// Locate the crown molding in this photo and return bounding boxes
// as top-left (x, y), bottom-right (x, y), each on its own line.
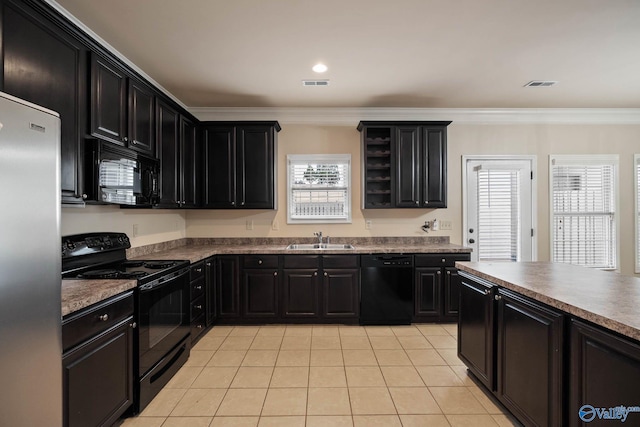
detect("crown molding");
top-left (189, 107), bottom-right (640, 125)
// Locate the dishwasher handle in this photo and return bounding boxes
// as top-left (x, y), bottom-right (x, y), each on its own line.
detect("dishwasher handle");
top-left (361, 255), bottom-right (414, 267)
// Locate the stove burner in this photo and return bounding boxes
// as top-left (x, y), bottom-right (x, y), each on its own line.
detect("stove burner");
top-left (126, 271), bottom-right (149, 279)
top-left (78, 269), bottom-right (121, 279)
top-left (122, 260), bottom-right (144, 268)
top-left (143, 261), bottom-right (176, 269)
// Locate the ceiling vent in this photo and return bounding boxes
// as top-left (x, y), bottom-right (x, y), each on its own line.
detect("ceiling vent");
top-left (302, 79), bottom-right (330, 87)
top-left (524, 80), bottom-right (558, 87)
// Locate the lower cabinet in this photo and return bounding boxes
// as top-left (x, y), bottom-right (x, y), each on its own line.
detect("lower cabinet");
top-left (322, 267), bottom-right (359, 318)
top-left (242, 255), bottom-right (279, 318)
top-left (216, 256), bottom-right (241, 319)
top-left (205, 257), bottom-right (216, 326)
top-left (62, 291), bottom-right (134, 427)
top-left (282, 256), bottom-right (321, 319)
top-left (190, 261), bottom-right (206, 342)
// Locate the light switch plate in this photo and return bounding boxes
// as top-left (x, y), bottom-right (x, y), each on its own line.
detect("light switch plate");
top-left (440, 220), bottom-right (453, 230)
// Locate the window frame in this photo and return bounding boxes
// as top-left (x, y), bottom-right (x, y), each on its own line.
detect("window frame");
top-left (286, 154), bottom-right (352, 224)
top-left (549, 154), bottom-right (619, 271)
top-left (635, 154), bottom-right (640, 273)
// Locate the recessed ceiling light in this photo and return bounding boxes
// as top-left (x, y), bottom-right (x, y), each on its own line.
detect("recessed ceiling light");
top-left (312, 63), bottom-right (328, 73)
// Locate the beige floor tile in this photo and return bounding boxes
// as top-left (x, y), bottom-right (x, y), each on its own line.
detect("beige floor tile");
top-left (229, 326), bottom-right (261, 337)
top-left (437, 349), bottom-right (465, 366)
top-left (492, 414), bottom-right (521, 426)
top-left (208, 351), bottom-right (247, 367)
top-left (210, 416), bottom-right (259, 427)
top-left (369, 336), bottom-right (402, 350)
top-left (446, 414), bottom-right (500, 426)
top-left (467, 386), bottom-right (504, 414)
top-left (398, 336), bottom-right (434, 350)
top-left (340, 336), bottom-right (372, 350)
top-left (193, 336), bottom-right (226, 351)
top-left (206, 326), bottom-right (235, 337)
top-left (345, 366), bottom-right (386, 387)
top-left (165, 366), bottom-right (203, 388)
top-left (312, 325), bottom-right (340, 336)
top-left (390, 326), bottom-right (422, 336)
top-left (191, 367), bottom-right (239, 388)
top-left (230, 367), bottom-right (274, 388)
top-left (364, 326), bottom-right (395, 336)
top-left (374, 349), bottom-right (412, 366)
top-left (184, 350), bottom-right (215, 367)
top-left (388, 387), bottom-right (442, 414)
top-left (416, 366), bottom-right (465, 386)
top-left (256, 326), bottom-right (286, 337)
top-left (138, 388), bottom-right (186, 417)
top-left (415, 324), bottom-right (450, 336)
top-left (306, 415), bottom-right (354, 427)
top-left (307, 387), bottom-right (352, 415)
top-left (450, 366), bottom-right (477, 386)
top-left (443, 324), bottom-right (458, 336)
top-left (261, 388), bottom-right (308, 416)
top-left (276, 350), bottom-right (310, 366)
top-left (309, 366), bottom-right (347, 387)
top-left (281, 336), bottom-right (311, 350)
top-left (250, 337), bottom-right (283, 350)
top-left (339, 326), bottom-right (368, 337)
top-left (342, 349), bottom-right (378, 366)
top-left (400, 414), bottom-right (451, 427)
top-left (406, 349), bottom-right (448, 366)
top-left (353, 415), bottom-right (402, 426)
top-left (349, 387), bottom-right (396, 415)
top-left (219, 337), bottom-right (254, 351)
top-left (170, 388), bottom-right (226, 416)
top-left (380, 366), bottom-right (425, 387)
top-left (312, 336), bottom-right (341, 349)
top-left (427, 335), bottom-right (458, 349)
top-left (269, 367), bottom-right (309, 388)
top-left (217, 389), bottom-right (268, 416)
top-left (257, 416), bottom-right (305, 427)
top-left (310, 349), bottom-right (344, 366)
top-left (429, 387), bottom-right (487, 414)
top-left (284, 326), bottom-right (313, 336)
top-left (241, 350), bottom-right (278, 366)
top-left (120, 417), bottom-right (166, 427)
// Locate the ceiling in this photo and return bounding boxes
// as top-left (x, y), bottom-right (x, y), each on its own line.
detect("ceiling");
top-left (54, 0), bottom-right (640, 109)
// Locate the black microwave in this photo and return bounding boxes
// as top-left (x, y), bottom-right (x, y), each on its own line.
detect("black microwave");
top-left (85, 141), bottom-right (159, 206)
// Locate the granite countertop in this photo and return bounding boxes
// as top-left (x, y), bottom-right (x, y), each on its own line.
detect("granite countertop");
top-left (62, 279), bottom-right (137, 318)
top-left (456, 261), bottom-right (640, 342)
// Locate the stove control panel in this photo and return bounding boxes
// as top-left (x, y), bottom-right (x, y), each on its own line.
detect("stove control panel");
top-left (62, 232), bottom-right (131, 259)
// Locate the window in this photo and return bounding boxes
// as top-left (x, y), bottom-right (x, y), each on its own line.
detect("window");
top-left (287, 154), bottom-right (351, 223)
top-left (635, 155), bottom-right (640, 273)
top-left (550, 155), bottom-right (618, 270)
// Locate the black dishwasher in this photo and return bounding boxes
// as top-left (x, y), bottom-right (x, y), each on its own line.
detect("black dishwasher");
top-left (360, 255), bottom-right (414, 325)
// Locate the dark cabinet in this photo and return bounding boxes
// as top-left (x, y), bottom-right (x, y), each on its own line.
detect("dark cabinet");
top-left (201, 122), bottom-right (280, 209)
top-left (242, 255), bottom-right (279, 318)
top-left (2, 0), bottom-right (88, 205)
top-left (62, 291), bottom-right (134, 427)
top-left (155, 99), bottom-right (180, 207)
top-left (414, 267), bottom-right (441, 319)
top-left (358, 121), bottom-right (450, 209)
top-left (205, 257), bottom-right (216, 326)
top-left (190, 261), bottom-right (206, 342)
top-left (282, 256), bottom-right (321, 318)
top-left (570, 319), bottom-right (640, 427)
top-left (216, 256), bottom-right (241, 318)
top-left (127, 79), bottom-right (155, 155)
top-left (180, 117), bottom-right (198, 208)
top-left (322, 255), bottom-right (360, 318)
top-left (443, 267), bottom-right (462, 317)
top-left (496, 289), bottom-right (564, 427)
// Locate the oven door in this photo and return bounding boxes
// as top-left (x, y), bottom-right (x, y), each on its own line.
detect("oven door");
top-left (138, 268), bottom-right (190, 376)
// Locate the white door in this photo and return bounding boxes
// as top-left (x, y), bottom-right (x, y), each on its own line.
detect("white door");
top-left (464, 157), bottom-right (536, 262)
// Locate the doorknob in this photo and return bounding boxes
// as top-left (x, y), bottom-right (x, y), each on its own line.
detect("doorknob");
top-left (468, 239), bottom-right (475, 244)
top-left (469, 228), bottom-right (474, 233)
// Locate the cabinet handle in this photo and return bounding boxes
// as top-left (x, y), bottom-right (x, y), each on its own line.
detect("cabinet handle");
top-left (494, 294), bottom-right (501, 300)
top-left (82, 194), bottom-right (88, 200)
top-left (123, 137), bottom-right (128, 142)
top-left (437, 271), bottom-right (441, 275)
top-left (313, 271), bottom-right (318, 276)
top-left (415, 201), bottom-right (419, 205)
top-left (195, 268), bottom-right (202, 273)
top-left (324, 272), bottom-right (328, 277)
top-left (195, 285), bottom-right (202, 291)
top-left (129, 322), bottom-right (137, 329)
top-left (447, 271), bottom-right (451, 275)
top-left (258, 259), bottom-right (263, 265)
top-left (241, 201), bottom-right (245, 206)
top-left (98, 314), bottom-right (109, 322)
top-left (441, 258), bottom-right (446, 263)
top-left (231, 201), bottom-right (235, 206)
top-left (484, 289), bottom-right (490, 295)
top-left (274, 272), bottom-right (278, 277)
top-left (195, 305), bottom-right (202, 309)
top-left (196, 324), bottom-right (203, 329)
top-left (206, 262), bottom-right (212, 267)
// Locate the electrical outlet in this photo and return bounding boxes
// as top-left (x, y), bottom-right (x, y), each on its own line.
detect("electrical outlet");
top-left (365, 220), bottom-right (372, 230)
top-left (132, 224), bottom-right (139, 237)
top-left (246, 220), bottom-right (254, 230)
top-left (440, 220), bottom-right (453, 230)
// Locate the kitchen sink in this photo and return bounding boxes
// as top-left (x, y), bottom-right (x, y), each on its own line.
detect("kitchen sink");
top-left (286, 243), bottom-right (356, 250)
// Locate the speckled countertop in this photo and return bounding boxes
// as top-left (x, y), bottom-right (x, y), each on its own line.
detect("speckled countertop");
top-left (61, 279), bottom-right (136, 318)
top-left (456, 261), bottom-right (640, 342)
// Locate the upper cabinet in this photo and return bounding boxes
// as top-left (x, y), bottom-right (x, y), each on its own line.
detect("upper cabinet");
top-left (90, 53), bottom-right (155, 157)
top-left (200, 122), bottom-right (280, 209)
top-left (358, 121), bottom-right (450, 209)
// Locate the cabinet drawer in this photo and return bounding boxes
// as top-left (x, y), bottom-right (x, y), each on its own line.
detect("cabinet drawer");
top-left (323, 255), bottom-right (359, 269)
top-left (191, 278), bottom-right (205, 299)
top-left (415, 253), bottom-right (470, 267)
top-left (191, 314), bottom-right (206, 340)
top-left (283, 255), bottom-right (320, 269)
top-left (191, 294), bottom-right (205, 321)
top-left (62, 291), bottom-right (134, 352)
top-left (244, 255), bottom-right (279, 269)
top-left (190, 261), bottom-right (205, 281)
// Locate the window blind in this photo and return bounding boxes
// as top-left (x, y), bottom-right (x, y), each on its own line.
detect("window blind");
top-left (287, 155), bottom-right (351, 223)
top-left (551, 155), bottom-right (618, 269)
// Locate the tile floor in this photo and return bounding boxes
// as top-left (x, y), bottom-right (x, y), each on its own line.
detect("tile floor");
top-left (120, 324), bottom-right (521, 427)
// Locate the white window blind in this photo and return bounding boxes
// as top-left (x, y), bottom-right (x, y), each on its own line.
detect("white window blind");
top-left (550, 155), bottom-right (618, 270)
top-left (287, 154), bottom-right (351, 223)
top-left (635, 155), bottom-right (640, 273)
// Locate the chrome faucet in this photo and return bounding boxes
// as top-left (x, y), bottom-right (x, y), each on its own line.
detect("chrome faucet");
top-left (314, 231), bottom-right (323, 244)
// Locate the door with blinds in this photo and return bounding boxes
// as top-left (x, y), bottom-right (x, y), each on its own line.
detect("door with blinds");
top-left (464, 157), bottom-right (535, 262)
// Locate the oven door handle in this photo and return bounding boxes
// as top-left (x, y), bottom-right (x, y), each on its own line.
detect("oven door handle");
top-left (138, 267), bottom-right (190, 291)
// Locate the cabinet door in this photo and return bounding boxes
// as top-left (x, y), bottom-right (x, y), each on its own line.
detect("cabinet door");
top-left (128, 78), bottom-right (155, 155)
top-left (205, 258), bottom-right (216, 325)
top-left (414, 267), bottom-right (441, 319)
top-left (497, 289), bottom-right (564, 427)
top-left (458, 273), bottom-right (495, 390)
top-left (216, 256), bottom-right (240, 318)
top-left (237, 125), bottom-right (275, 209)
top-left (156, 99), bottom-right (180, 207)
top-left (443, 267), bottom-right (461, 319)
top-left (322, 268), bottom-right (359, 318)
top-left (242, 269), bottom-right (279, 317)
top-left (90, 54), bottom-right (127, 146)
top-left (395, 126), bottom-right (421, 207)
top-left (202, 126), bottom-right (236, 208)
top-left (180, 116), bottom-right (198, 208)
top-left (282, 269), bottom-right (320, 318)
top-left (570, 319), bottom-right (640, 427)
top-left (63, 318), bottom-right (134, 427)
top-left (421, 127), bottom-right (447, 207)
top-left (3, 2), bottom-right (87, 204)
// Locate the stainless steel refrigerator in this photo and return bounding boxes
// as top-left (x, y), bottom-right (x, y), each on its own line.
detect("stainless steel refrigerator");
top-left (0, 91), bottom-right (62, 426)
